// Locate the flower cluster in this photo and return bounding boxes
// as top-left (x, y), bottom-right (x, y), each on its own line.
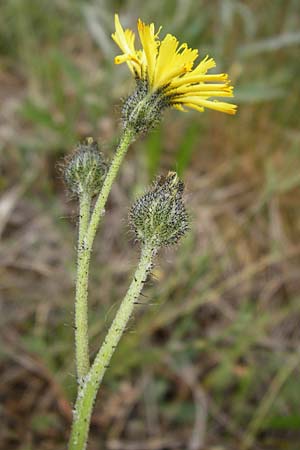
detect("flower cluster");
top-left (112, 14), bottom-right (237, 117)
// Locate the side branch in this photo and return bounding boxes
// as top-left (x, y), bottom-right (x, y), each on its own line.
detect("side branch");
top-left (69, 244), bottom-right (156, 450)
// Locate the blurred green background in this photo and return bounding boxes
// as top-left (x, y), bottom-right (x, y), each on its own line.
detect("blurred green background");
top-left (1, 0), bottom-right (300, 449)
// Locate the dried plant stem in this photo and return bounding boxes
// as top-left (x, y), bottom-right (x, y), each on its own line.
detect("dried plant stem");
top-left (69, 243), bottom-right (156, 450)
top-left (75, 193), bottom-right (92, 380)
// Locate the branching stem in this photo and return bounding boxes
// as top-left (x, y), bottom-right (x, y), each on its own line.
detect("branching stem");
top-left (86, 128), bottom-right (135, 251)
top-left (74, 128), bottom-right (135, 383)
top-left (69, 244), bottom-right (156, 450)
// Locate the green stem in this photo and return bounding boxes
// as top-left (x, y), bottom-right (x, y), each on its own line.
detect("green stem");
top-left (75, 193), bottom-right (92, 381)
top-left (78, 194), bottom-right (91, 247)
top-left (74, 128), bottom-right (135, 383)
top-left (68, 244), bottom-right (156, 450)
top-left (86, 127), bottom-right (135, 251)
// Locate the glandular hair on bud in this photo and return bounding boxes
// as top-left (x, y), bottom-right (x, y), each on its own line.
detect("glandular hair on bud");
top-left (122, 79), bottom-right (169, 134)
top-left (129, 172), bottom-right (189, 248)
top-left (63, 138), bottom-right (107, 197)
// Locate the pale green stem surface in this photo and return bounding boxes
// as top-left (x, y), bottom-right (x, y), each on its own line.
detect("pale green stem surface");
top-left (75, 193), bottom-right (92, 381)
top-left (86, 127), bottom-right (135, 251)
top-left (74, 128), bottom-right (135, 382)
top-left (69, 243), bottom-right (156, 450)
top-left (78, 193), bottom-right (91, 248)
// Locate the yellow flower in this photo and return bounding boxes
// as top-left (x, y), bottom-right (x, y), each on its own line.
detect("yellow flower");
top-left (112, 14), bottom-right (237, 115)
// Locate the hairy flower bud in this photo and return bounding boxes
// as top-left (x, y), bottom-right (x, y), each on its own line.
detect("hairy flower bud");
top-left (122, 79), bottom-right (169, 134)
top-left (130, 172), bottom-right (189, 248)
top-left (64, 138), bottom-right (107, 197)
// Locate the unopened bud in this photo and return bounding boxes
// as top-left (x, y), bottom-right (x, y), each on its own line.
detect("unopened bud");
top-left (64, 138), bottom-right (107, 197)
top-left (129, 172), bottom-right (189, 247)
top-left (122, 79), bottom-right (169, 134)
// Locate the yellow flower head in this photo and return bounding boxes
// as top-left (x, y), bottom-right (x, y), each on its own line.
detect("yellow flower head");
top-left (112, 14), bottom-right (237, 116)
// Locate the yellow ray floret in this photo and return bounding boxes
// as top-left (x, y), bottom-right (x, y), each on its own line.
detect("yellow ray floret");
top-left (112, 14), bottom-right (237, 115)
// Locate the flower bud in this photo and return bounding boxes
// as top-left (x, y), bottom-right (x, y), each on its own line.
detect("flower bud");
top-left (122, 79), bottom-right (169, 134)
top-left (130, 172), bottom-right (189, 248)
top-left (64, 138), bottom-right (107, 197)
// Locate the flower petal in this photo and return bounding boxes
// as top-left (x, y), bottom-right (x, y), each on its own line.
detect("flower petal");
top-left (137, 19), bottom-right (159, 84)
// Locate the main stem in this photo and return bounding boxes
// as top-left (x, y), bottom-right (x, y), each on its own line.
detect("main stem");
top-left (75, 193), bottom-right (91, 381)
top-left (74, 128), bottom-right (135, 383)
top-left (69, 244), bottom-right (156, 450)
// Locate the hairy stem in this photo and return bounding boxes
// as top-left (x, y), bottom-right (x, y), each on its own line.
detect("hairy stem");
top-left (68, 244), bottom-right (156, 450)
top-left (75, 193), bottom-right (92, 381)
top-left (86, 127), bottom-right (135, 250)
top-left (74, 128), bottom-right (135, 383)
top-left (78, 193), bottom-right (91, 247)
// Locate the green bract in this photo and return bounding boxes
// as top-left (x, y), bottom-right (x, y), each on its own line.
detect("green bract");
top-left (130, 172), bottom-right (189, 247)
top-left (122, 79), bottom-right (169, 134)
top-left (64, 139), bottom-right (107, 197)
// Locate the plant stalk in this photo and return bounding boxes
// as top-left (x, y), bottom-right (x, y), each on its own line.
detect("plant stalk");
top-left (86, 127), bottom-right (135, 251)
top-left (75, 193), bottom-right (92, 381)
top-left (69, 243), bottom-right (156, 450)
top-left (74, 128), bottom-right (135, 383)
